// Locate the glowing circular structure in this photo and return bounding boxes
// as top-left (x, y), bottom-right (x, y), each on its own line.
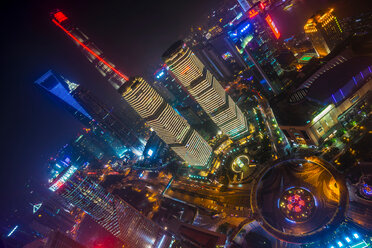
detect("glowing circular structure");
top-left (231, 155), bottom-right (249, 173)
top-left (251, 157), bottom-right (348, 243)
top-left (279, 188), bottom-right (315, 222)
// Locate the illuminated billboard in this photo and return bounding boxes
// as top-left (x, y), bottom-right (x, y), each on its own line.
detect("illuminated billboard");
top-left (222, 52), bottom-right (232, 60)
top-left (49, 166), bottom-right (78, 192)
top-left (265, 15), bottom-right (280, 39)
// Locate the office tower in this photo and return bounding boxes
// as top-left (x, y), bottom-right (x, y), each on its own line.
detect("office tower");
top-left (163, 41), bottom-right (249, 140)
top-left (51, 11), bottom-right (128, 89)
top-left (119, 77), bottom-right (213, 167)
top-left (35, 70), bottom-right (144, 155)
top-left (44, 231), bottom-right (86, 248)
top-left (49, 165), bottom-right (172, 248)
top-left (227, 2), bottom-right (283, 94)
top-left (29, 195), bottom-right (75, 238)
top-left (51, 10), bottom-right (213, 167)
top-left (304, 8), bottom-right (343, 57)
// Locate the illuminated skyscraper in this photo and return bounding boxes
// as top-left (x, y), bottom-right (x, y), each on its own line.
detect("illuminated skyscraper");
top-left (51, 11), bottom-right (129, 89)
top-left (51, 11), bottom-right (213, 167)
top-left (35, 70), bottom-right (144, 155)
top-left (227, 2), bottom-right (283, 94)
top-left (49, 166), bottom-right (172, 248)
top-left (163, 41), bottom-right (249, 140)
top-left (119, 77), bottom-right (213, 167)
top-left (304, 8), bottom-right (343, 57)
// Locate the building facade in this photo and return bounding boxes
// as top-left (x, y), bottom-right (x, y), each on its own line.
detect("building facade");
top-left (49, 166), bottom-right (172, 248)
top-left (304, 8), bottom-right (344, 57)
top-left (35, 70), bottom-right (144, 156)
top-left (119, 77), bottom-right (213, 167)
top-left (163, 41), bottom-right (249, 140)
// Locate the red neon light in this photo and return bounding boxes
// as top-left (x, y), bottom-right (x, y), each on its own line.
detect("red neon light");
top-left (54, 11), bottom-right (68, 23)
top-left (52, 19), bottom-right (129, 81)
top-left (265, 15), bottom-right (280, 39)
top-left (181, 66), bottom-right (190, 75)
top-left (259, 2), bottom-right (265, 10)
top-left (248, 9), bottom-right (259, 19)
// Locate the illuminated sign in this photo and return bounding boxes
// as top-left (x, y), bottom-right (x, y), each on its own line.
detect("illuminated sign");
top-left (148, 149), bottom-right (154, 156)
top-left (248, 9), bottom-right (259, 18)
top-left (312, 104), bottom-right (333, 124)
top-left (259, 2), bottom-right (265, 10)
top-left (54, 11), bottom-right (68, 23)
top-left (49, 166), bottom-right (78, 192)
top-left (265, 15), bottom-right (280, 39)
top-left (222, 52), bottom-right (232, 60)
top-left (240, 23), bottom-right (250, 33)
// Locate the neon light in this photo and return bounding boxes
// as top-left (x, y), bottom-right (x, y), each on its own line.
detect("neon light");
top-left (52, 19), bottom-right (129, 81)
top-left (54, 11), bottom-right (68, 23)
top-left (49, 166), bottom-right (78, 192)
top-left (7, 225), bottom-right (18, 237)
top-left (265, 15), bottom-right (280, 39)
top-left (181, 66), bottom-right (190, 75)
top-left (148, 149), bottom-right (153, 156)
top-left (222, 52), bottom-right (232, 60)
top-left (32, 203), bottom-right (42, 214)
top-left (259, 2), bottom-right (265, 10)
top-left (248, 9), bottom-right (259, 18)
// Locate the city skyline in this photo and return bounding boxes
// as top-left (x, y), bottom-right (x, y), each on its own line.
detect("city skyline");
top-left (1, 0), bottom-right (372, 247)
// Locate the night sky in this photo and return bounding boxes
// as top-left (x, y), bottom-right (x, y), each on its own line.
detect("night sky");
top-left (0, 0), bottom-right (215, 225)
top-left (1, 0), bottom-right (370, 233)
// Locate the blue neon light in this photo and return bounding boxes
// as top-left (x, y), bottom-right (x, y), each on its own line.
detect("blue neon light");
top-left (240, 24), bottom-right (250, 33)
top-left (7, 225), bottom-right (18, 237)
top-left (156, 71), bottom-right (165, 79)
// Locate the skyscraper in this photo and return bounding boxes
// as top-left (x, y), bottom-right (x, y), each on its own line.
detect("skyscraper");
top-left (227, 3), bottom-right (283, 94)
top-left (163, 41), bottom-right (249, 140)
top-left (119, 77), bottom-right (213, 167)
top-left (49, 165), bottom-right (172, 248)
top-left (35, 70), bottom-right (144, 155)
top-left (51, 10), bottom-right (213, 167)
top-left (304, 8), bottom-right (344, 57)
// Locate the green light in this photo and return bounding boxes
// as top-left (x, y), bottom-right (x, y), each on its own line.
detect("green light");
top-left (300, 56), bottom-right (312, 61)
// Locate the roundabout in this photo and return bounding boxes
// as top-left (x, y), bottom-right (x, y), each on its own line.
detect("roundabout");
top-left (251, 157), bottom-right (348, 243)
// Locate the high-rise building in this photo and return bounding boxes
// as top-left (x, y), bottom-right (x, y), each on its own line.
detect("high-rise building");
top-left (35, 70), bottom-right (144, 155)
top-left (227, 3), bottom-right (284, 94)
top-left (51, 11), bottom-right (129, 90)
top-left (163, 41), bottom-right (249, 140)
top-left (304, 8), bottom-right (344, 57)
top-left (51, 10), bottom-right (213, 167)
top-left (29, 195), bottom-right (75, 238)
top-left (119, 77), bottom-right (213, 167)
top-left (49, 165), bottom-right (172, 248)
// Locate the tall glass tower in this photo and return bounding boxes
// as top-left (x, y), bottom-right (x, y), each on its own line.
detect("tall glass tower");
top-left (51, 10), bottom-right (213, 167)
top-left (162, 41), bottom-right (249, 140)
top-left (35, 70), bottom-right (144, 155)
top-left (49, 166), bottom-right (172, 247)
top-left (119, 77), bottom-right (213, 167)
top-left (304, 8), bottom-right (343, 57)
